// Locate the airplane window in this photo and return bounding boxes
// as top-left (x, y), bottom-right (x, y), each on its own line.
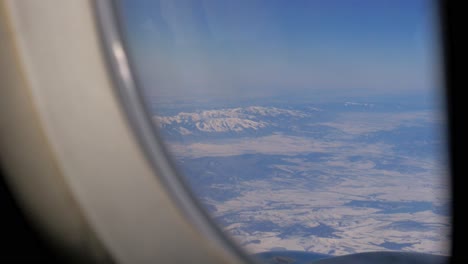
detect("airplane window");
top-left (112, 0), bottom-right (450, 262)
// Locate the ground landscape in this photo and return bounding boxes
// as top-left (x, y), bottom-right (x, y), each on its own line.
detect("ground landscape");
top-left (151, 99), bottom-right (450, 256)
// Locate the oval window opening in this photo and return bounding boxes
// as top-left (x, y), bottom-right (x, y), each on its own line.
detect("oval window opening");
top-left (115, 0), bottom-right (450, 262)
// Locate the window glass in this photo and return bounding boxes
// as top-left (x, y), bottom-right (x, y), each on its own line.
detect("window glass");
top-left (117, 0), bottom-right (450, 260)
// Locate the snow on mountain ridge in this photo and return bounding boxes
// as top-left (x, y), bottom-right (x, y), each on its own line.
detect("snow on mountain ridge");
top-left (196, 118), bottom-right (267, 132)
top-left (153, 106), bottom-right (307, 133)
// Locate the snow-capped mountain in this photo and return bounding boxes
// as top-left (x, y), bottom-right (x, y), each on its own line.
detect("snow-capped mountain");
top-left (153, 106), bottom-right (309, 135)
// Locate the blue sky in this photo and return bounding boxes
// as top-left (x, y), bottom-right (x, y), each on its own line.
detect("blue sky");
top-left (120, 0), bottom-right (441, 102)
